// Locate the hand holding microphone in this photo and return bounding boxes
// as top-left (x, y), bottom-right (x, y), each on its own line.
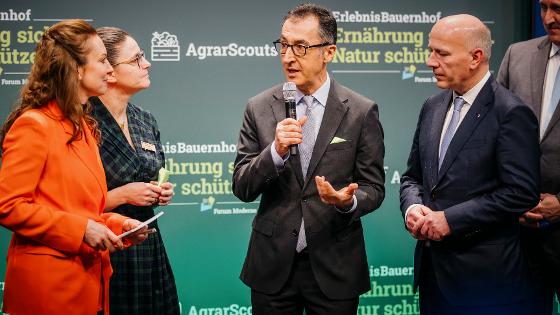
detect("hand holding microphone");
top-left (274, 82), bottom-right (307, 157)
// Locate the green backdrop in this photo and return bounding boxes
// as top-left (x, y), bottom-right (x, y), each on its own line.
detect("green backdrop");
top-left (1, 1), bottom-right (553, 314)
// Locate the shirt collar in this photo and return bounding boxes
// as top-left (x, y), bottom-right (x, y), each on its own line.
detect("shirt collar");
top-left (550, 43), bottom-right (560, 58)
top-left (295, 73), bottom-right (330, 107)
top-left (453, 71), bottom-right (491, 106)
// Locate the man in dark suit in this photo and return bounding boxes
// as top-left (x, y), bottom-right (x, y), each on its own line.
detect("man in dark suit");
top-left (232, 3), bottom-right (385, 314)
top-left (400, 14), bottom-right (540, 315)
top-left (497, 0), bottom-right (560, 313)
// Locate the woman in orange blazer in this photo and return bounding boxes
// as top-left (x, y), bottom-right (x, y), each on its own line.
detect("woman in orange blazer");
top-left (0, 20), bottom-right (149, 315)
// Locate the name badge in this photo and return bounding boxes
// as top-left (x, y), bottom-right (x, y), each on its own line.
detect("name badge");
top-left (141, 141), bottom-right (156, 152)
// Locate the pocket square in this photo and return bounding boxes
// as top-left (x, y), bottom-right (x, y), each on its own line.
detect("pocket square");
top-left (330, 137), bottom-right (346, 144)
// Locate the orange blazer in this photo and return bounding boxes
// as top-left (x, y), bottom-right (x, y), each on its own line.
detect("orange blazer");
top-left (0, 101), bottom-right (128, 315)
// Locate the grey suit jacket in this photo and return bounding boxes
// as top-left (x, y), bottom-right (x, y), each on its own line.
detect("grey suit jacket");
top-left (498, 36), bottom-right (560, 198)
top-left (498, 35), bottom-right (560, 291)
top-left (232, 79), bottom-right (385, 299)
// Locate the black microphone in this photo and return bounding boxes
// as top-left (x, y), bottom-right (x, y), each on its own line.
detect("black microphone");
top-left (282, 82), bottom-right (298, 156)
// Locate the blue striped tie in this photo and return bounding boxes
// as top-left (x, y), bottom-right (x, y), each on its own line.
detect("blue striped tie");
top-left (439, 97), bottom-right (465, 169)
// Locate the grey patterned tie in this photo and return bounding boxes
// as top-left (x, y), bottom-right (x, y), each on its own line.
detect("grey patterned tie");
top-left (439, 96), bottom-right (465, 169)
top-left (296, 95), bottom-right (317, 252)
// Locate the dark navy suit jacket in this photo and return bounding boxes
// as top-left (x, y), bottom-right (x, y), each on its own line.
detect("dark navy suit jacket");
top-left (400, 77), bottom-right (540, 306)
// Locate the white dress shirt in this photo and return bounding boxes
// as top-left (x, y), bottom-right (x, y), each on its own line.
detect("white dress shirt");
top-left (540, 43), bottom-right (560, 139)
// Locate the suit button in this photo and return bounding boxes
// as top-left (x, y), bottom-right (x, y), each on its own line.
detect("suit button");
top-left (430, 192), bottom-right (436, 200)
top-left (292, 229), bottom-right (298, 236)
top-left (302, 198), bottom-right (307, 203)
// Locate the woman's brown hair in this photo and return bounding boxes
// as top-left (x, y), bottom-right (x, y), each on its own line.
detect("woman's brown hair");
top-left (0, 19), bottom-right (100, 148)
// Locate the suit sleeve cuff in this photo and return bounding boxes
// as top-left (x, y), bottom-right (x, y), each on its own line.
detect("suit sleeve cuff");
top-left (404, 204), bottom-right (422, 222)
top-left (271, 141), bottom-right (289, 169)
top-left (335, 195), bottom-right (358, 213)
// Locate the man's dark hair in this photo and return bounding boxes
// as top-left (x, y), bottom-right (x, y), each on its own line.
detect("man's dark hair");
top-left (283, 3), bottom-right (337, 45)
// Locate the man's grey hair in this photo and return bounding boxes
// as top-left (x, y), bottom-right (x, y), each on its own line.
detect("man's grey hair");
top-left (463, 23), bottom-right (492, 61)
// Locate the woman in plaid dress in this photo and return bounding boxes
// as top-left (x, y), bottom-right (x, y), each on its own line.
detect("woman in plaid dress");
top-left (91, 27), bottom-right (180, 315)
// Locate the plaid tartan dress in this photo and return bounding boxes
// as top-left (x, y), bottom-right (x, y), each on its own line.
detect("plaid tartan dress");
top-left (92, 97), bottom-right (180, 315)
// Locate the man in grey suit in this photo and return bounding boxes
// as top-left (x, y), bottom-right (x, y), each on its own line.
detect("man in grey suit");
top-left (498, 0), bottom-right (560, 312)
top-left (232, 3), bottom-right (385, 314)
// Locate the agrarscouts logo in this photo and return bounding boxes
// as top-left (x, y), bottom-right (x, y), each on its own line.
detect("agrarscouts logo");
top-left (151, 32), bottom-right (180, 61)
top-left (149, 30), bottom-right (277, 61)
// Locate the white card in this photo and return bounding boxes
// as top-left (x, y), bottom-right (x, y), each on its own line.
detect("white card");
top-left (118, 211), bottom-right (164, 239)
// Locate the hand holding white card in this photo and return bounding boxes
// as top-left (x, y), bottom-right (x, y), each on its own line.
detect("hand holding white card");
top-left (118, 211), bottom-right (164, 239)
